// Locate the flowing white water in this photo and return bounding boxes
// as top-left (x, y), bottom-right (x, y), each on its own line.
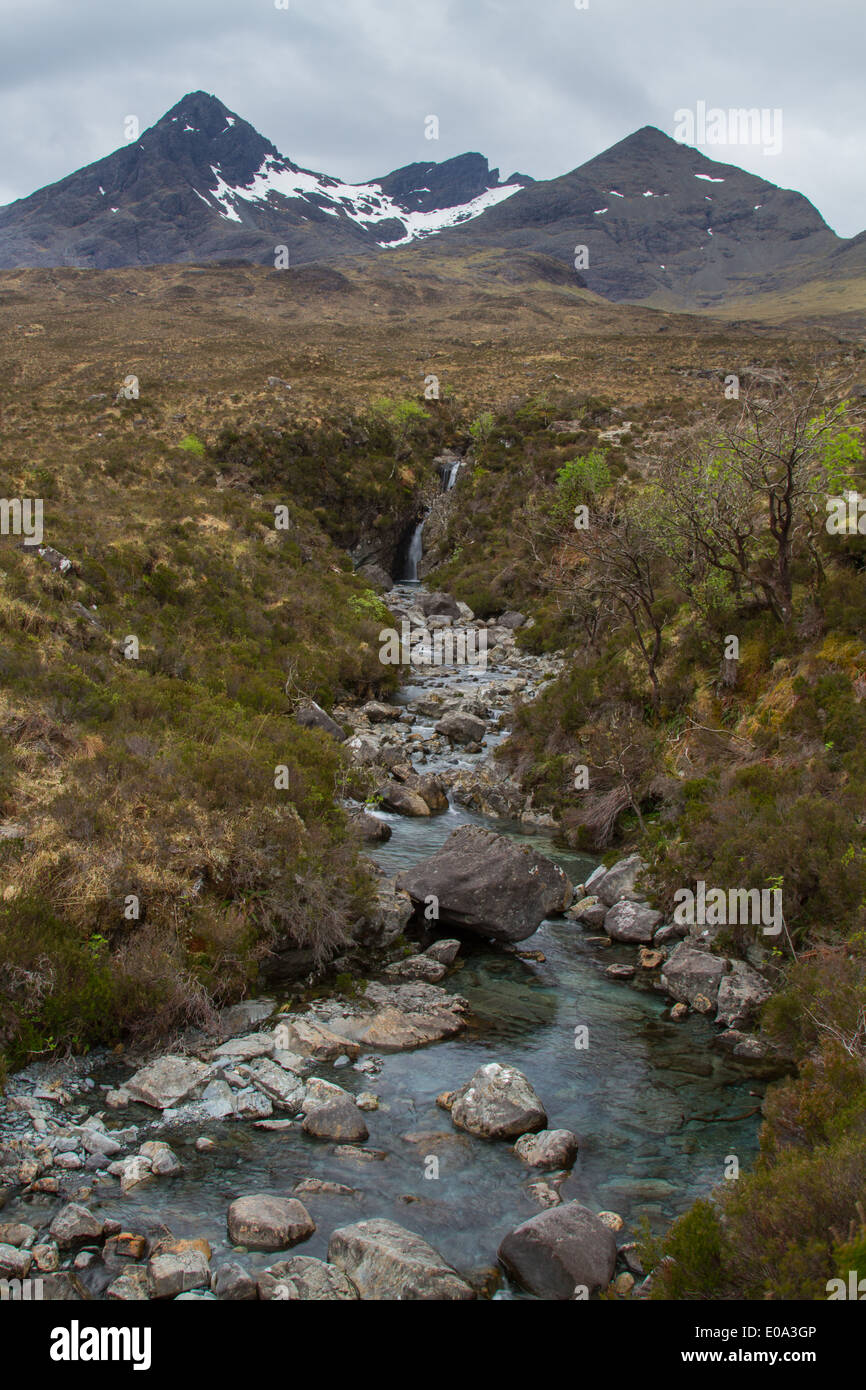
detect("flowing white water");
top-left (403, 519), bottom-right (425, 582)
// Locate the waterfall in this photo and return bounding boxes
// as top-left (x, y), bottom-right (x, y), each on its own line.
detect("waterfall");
top-left (443, 459), bottom-right (462, 492)
top-left (403, 518), bottom-right (425, 583)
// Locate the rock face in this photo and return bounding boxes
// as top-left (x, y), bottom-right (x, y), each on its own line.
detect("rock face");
top-left (603, 901), bottom-right (662, 943)
top-left (661, 942), bottom-right (727, 1010)
top-left (227, 1196), bottom-right (315, 1252)
top-left (513, 1129), bottom-right (578, 1170)
top-left (498, 1202), bottom-right (617, 1299)
top-left (396, 825), bottom-right (572, 942)
top-left (124, 1055), bottom-right (212, 1110)
top-left (715, 960), bottom-right (772, 1028)
top-left (447, 1063), bottom-right (547, 1140)
top-left (328, 1219), bottom-right (474, 1300)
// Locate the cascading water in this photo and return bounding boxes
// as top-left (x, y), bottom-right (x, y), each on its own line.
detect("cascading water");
top-left (402, 518), bottom-right (425, 582)
top-left (443, 459), bottom-right (462, 491)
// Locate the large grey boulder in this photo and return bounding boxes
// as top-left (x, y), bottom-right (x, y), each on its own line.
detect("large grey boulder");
top-left (498, 1203), bottom-right (617, 1299)
top-left (594, 854), bottom-right (647, 907)
top-left (49, 1204), bottom-right (104, 1250)
top-left (661, 942), bottom-right (727, 1010)
top-left (446, 1063), bottom-right (547, 1140)
top-left (328, 1219), bottom-right (474, 1300)
top-left (227, 1196), bottom-right (315, 1252)
top-left (396, 825), bottom-right (572, 942)
top-left (715, 960), bottom-right (772, 1028)
top-left (417, 592), bottom-right (462, 620)
top-left (603, 901), bottom-right (662, 943)
top-left (295, 701), bottom-right (346, 741)
top-left (147, 1249), bottom-right (210, 1299)
top-left (514, 1129), bottom-right (579, 1170)
top-left (124, 1055), bottom-right (212, 1109)
top-left (434, 712), bottom-right (487, 745)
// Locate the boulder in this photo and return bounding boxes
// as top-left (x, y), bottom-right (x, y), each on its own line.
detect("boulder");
top-left (0, 1244), bottom-right (32, 1278)
top-left (332, 980), bottom-right (468, 1051)
top-left (447, 1063), bottom-right (547, 1140)
top-left (328, 1219), bottom-right (474, 1300)
top-left (434, 712), bottom-right (487, 745)
top-left (417, 592), bottom-right (462, 620)
top-left (257, 1256), bottom-right (359, 1301)
top-left (513, 1129), bottom-right (578, 1170)
top-left (498, 611), bottom-right (526, 629)
top-left (715, 960), bottom-right (772, 1028)
top-left (147, 1249), bottom-right (210, 1299)
top-left (302, 1096), bottom-right (369, 1144)
top-left (49, 1204), bottom-right (104, 1250)
top-left (139, 1141), bottom-right (182, 1176)
top-left (396, 825), bottom-right (572, 943)
top-left (295, 701), bottom-right (346, 742)
top-left (385, 954), bottom-right (447, 983)
top-left (603, 901), bottom-right (662, 943)
top-left (498, 1202), bottom-right (617, 1299)
top-left (235, 1058), bottom-right (306, 1112)
top-left (274, 1017), bottom-right (359, 1062)
top-left (594, 855), bottom-right (647, 907)
top-left (124, 1054), bottom-right (212, 1110)
top-left (227, 1196), bottom-right (315, 1253)
top-left (661, 942), bottom-right (727, 1010)
top-left (362, 701), bottom-right (403, 724)
top-left (212, 1262), bottom-right (257, 1301)
top-left (424, 939), bottom-right (461, 965)
top-left (348, 809), bottom-right (392, 843)
top-left (377, 781), bottom-right (431, 817)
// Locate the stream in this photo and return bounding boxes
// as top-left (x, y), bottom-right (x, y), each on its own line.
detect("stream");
top-left (0, 582), bottom-right (771, 1298)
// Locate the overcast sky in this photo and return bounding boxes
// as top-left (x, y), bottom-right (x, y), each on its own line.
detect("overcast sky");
top-left (1, 0), bottom-right (862, 235)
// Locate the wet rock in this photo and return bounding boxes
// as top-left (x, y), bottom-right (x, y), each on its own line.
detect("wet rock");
top-left (275, 1017), bottom-right (360, 1063)
top-left (147, 1249), bottom-right (211, 1299)
top-left (124, 1055), bottom-right (212, 1110)
top-left (106, 1267), bottom-right (150, 1301)
top-left (434, 712), bottom-right (487, 745)
top-left (235, 1058), bottom-right (305, 1112)
top-left (202, 1079), bottom-right (236, 1119)
top-left (139, 1141), bottom-right (182, 1176)
top-left (227, 1196), bottom-right (315, 1252)
top-left (211, 1031), bottom-right (275, 1063)
top-left (514, 1129), bottom-right (578, 1170)
top-left (715, 960), bottom-right (772, 1028)
top-left (349, 809), bottom-right (392, 843)
top-left (295, 701), bottom-right (346, 741)
top-left (527, 1181), bottom-right (563, 1208)
top-left (0, 1222), bottom-right (37, 1248)
top-left (328, 1218), bottom-right (474, 1300)
top-left (212, 1262), bottom-right (257, 1300)
top-left (258, 1255), bottom-right (359, 1301)
top-left (332, 980), bottom-right (468, 1051)
top-left (397, 825), bottom-right (572, 943)
top-left (385, 954), bottom-right (447, 983)
top-left (638, 948), bottom-right (665, 969)
top-left (603, 901), bottom-right (662, 943)
top-left (447, 1063), bottom-right (547, 1140)
top-left (661, 942), bottom-right (727, 1010)
top-left (498, 1202), bottom-right (617, 1299)
top-left (606, 963), bottom-right (635, 980)
top-left (597, 1211), bottom-right (624, 1232)
top-left (294, 1178), bottom-right (357, 1197)
top-left (424, 939), bottom-right (461, 965)
top-left (377, 781), bottom-right (431, 817)
top-left (49, 1203), bottom-right (104, 1250)
top-left (0, 1243), bottom-right (32, 1278)
top-left (302, 1097), bottom-right (369, 1144)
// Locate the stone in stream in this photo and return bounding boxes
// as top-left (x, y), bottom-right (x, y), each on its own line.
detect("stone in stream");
top-left (328, 980), bottom-right (468, 1051)
top-left (377, 781), bottom-right (431, 817)
top-left (49, 1203), bottom-right (104, 1250)
top-left (0, 1221), bottom-right (37, 1248)
top-left (139, 1141), bottom-right (182, 1176)
top-left (234, 1058), bottom-right (306, 1112)
top-left (328, 1218), bottom-right (474, 1300)
top-left (274, 1017), bottom-right (360, 1063)
top-left (227, 1195), bottom-right (315, 1252)
top-left (443, 1063), bottom-right (547, 1140)
top-left (603, 901), bottom-right (662, 943)
top-left (434, 712), bottom-right (487, 745)
top-left (498, 1202), bottom-right (617, 1299)
top-left (348, 808), bottom-right (392, 842)
top-left (0, 1243), bottom-right (32, 1278)
top-left (424, 938), bottom-right (461, 965)
top-left (302, 1097), bottom-right (369, 1144)
top-left (385, 954), bottom-right (447, 983)
top-left (513, 1129), bottom-right (578, 1170)
top-left (258, 1256), bottom-right (359, 1301)
top-left (124, 1054), bottom-right (213, 1109)
top-left (396, 825), bottom-right (572, 943)
top-left (147, 1249), bottom-right (211, 1299)
top-left (661, 942), bottom-right (727, 1010)
top-left (212, 1262), bottom-right (258, 1301)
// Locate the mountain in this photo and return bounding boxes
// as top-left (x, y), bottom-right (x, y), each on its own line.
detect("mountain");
top-left (431, 126), bottom-right (842, 307)
top-left (0, 95), bottom-right (853, 314)
top-left (0, 91), bottom-right (530, 270)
